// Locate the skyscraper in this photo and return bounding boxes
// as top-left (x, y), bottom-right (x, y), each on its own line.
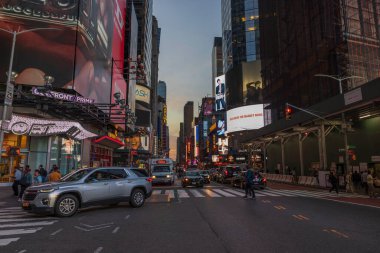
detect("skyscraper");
top-left (157, 81), bottom-right (167, 101)
top-left (211, 37), bottom-right (223, 97)
top-left (184, 101), bottom-right (194, 138)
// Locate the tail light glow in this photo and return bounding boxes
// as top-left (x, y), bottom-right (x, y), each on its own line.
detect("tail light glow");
top-left (146, 178), bottom-right (153, 182)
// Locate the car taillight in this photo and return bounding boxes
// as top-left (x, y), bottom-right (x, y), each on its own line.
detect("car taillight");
top-left (263, 178), bottom-right (267, 182)
top-left (146, 178), bottom-right (153, 182)
top-left (224, 170), bottom-right (228, 175)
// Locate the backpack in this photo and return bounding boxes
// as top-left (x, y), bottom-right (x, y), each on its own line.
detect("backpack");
top-left (40, 168), bottom-right (47, 177)
top-left (20, 174), bottom-right (28, 186)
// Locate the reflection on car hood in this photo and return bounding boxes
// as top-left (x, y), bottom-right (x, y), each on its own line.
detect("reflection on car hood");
top-left (184, 176), bottom-right (202, 179)
top-left (152, 172), bottom-right (171, 176)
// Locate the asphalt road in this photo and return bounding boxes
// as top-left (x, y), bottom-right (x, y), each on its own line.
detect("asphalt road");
top-left (1, 182), bottom-right (379, 253)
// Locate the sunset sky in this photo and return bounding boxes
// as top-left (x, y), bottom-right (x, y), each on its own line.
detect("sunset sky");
top-left (153, 0), bottom-right (222, 159)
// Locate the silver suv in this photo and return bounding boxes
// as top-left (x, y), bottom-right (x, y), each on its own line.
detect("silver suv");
top-left (22, 167), bottom-right (153, 217)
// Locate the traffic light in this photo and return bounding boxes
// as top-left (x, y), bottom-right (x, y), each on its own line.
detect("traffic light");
top-left (285, 104), bottom-right (292, 120)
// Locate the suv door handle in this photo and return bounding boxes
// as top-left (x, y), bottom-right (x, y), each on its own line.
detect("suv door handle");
top-left (103, 183), bottom-right (109, 185)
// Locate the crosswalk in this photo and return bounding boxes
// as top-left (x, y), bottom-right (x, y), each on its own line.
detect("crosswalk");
top-left (152, 187), bottom-right (369, 200)
top-left (0, 207), bottom-right (58, 247)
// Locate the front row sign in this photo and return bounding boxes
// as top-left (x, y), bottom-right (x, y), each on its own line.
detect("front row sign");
top-left (32, 88), bottom-right (95, 104)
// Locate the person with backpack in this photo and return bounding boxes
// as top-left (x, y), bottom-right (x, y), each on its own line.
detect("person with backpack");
top-left (12, 167), bottom-right (22, 196)
top-left (18, 167), bottom-right (32, 201)
top-left (329, 171), bottom-right (339, 194)
top-left (243, 168), bottom-right (256, 199)
top-left (39, 164), bottom-right (47, 182)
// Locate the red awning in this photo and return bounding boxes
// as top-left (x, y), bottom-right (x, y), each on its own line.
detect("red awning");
top-left (94, 136), bottom-right (124, 149)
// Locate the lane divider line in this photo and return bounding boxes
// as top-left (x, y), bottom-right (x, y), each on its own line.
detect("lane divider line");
top-left (50, 228), bottom-right (63, 236)
top-left (94, 247), bottom-right (103, 253)
top-left (112, 227), bottom-right (120, 234)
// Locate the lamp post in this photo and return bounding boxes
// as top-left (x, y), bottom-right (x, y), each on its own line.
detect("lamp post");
top-left (315, 74), bottom-right (364, 174)
top-left (0, 27), bottom-right (61, 155)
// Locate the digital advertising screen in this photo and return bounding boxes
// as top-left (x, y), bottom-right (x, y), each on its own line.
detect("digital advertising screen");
top-left (217, 120), bottom-right (226, 136)
top-left (218, 138), bottom-right (228, 155)
top-left (227, 104), bottom-right (264, 133)
top-left (0, 0), bottom-right (126, 105)
top-left (215, 75), bottom-right (226, 111)
top-left (203, 98), bottom-right (213, 116)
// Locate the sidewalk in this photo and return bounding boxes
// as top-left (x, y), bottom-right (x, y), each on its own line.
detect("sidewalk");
top-left (268, 181), bottom-right (380, 208)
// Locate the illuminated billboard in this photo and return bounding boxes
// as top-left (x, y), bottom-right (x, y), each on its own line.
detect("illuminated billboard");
top-left (218, 138), bottom-right (228, 155)
top-left (215, 75), bottom-right (226, 111)
top-left (0, 0), bottom-right (126, 105)
top-left (227, 104), bottom-right (264, 133)
top-left (135, 84), bottom-right (151, 104)
top-left (203, 98), bottom-right (213, 116)
top-left (217, 120), bottom-right (226, 136)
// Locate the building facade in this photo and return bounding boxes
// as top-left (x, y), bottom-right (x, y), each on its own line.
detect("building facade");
top-left (211, 37), bottom-right (223, 97)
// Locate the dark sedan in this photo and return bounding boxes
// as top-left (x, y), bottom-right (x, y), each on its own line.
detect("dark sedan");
top-left (182, 171), bottom-right (204, 188)
top-left (199, 170), bottom-right (211, 184)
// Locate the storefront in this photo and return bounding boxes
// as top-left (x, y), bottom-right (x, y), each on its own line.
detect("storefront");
top-left (90, 136), bottom-right (124, 167)
top-left (0, 114), bottom-right (96, 182)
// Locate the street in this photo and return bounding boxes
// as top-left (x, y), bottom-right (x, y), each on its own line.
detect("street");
top-left (1, 181), bottom-right (379, 253)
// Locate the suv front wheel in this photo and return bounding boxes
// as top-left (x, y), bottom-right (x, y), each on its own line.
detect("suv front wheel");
top-left (130, 189), bottom-right (145, 208)
top-left (55, 194), bottom-right (79, 217)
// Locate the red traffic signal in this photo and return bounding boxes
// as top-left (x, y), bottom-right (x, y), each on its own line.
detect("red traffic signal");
top-left (285, 105), bottom-right (292, 120)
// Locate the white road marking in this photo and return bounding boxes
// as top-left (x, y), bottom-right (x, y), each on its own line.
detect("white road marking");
top-left (0, 215), bottom-right (37, 219)
top-left (0, 210), bottom-right (26, 214)
top-left (0, 238), bottom-right (19, 246)
top-left (223, 189), bottom-right (246, 197)
top-left (124, 215), bottom-right (130, 220)
top-left (152, 190), bottom-right (161, 195)
top-left (0, 227), bottom-right (42, 236)
top-left (112, 227), bottom-right (120, 234)
top-left (167, 190), bottom-right (175, 199)
top-left (17, 250), bottom-right (27, 253)
top-left (202, 189), bottom-right (221, 197)
top-left (189, 189), bottom-right (205, 197)
top-left (94, 247), bottom-right (103, 253)
top-left (177, 190), bottom-right (190, 198)
top-left (0, 217), bottom-right (57, 223)
top-left (212, 189), bottom-right (236, 197)
top-left (262, 189), bottom-right (296, 197)
top-left (0, 220), bottom-right (57, 228)
top-left (50, 228), bottom-right (63, 236)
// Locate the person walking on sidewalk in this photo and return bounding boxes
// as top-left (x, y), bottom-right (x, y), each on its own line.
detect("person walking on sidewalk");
top-left (33, 170), bottom-right (43, 185)
top-left (361, 171), bottom-right (368, 195)
top-left (12, 167), bottom-right (22, 196)
top-left (18, 167), bottom-right (32, 201)
top-left (345, 172), bottom-right (353, 193)
top-left (367, 171), bottom-right (375, 198)
top-left (329, 171), bottom-right (339, 194)
top-left (48, 167), bottom-right (61, 182)
top-left (243, 168), bottom-right (256, 199)
top-left (352, 171), bottom-right (361, 193)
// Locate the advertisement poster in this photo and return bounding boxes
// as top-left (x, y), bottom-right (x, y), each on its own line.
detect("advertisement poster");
top-left (227, 104), bottom-right (264, 133)
top-left (218, 138), bottom-right (228, 155)
top-left (203, 98), bottom-right (213, 116)
top-left (217, 120), bottom-right (226, 136)
top-left (0, 0), bottom-right (125, 105)
top-left (215, 75), bottom-right (226, 111)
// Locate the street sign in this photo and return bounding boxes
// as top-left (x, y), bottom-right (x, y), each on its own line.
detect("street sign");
top-left (4, 83), bottom-right (14, 106)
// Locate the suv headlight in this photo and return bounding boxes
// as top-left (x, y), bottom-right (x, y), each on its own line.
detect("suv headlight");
top-left (166, 175), bottom-right (171, 178)
top-left (38, 188), bottom-right (57, 193)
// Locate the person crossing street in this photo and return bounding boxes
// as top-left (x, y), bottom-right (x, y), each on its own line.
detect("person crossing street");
top-left (243, 167), bottom-right (256, 199)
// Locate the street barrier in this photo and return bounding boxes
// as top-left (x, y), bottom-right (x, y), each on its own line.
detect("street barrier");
top-left (263, 173), bottom-right (322, 188)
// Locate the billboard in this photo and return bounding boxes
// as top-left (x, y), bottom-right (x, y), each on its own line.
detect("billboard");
top-left (0, 0), bottom-right (125, 105)
top-left (135, 84), bottom-right (151, 104)
top-left (227, 104), bottom-right (264, 133)
top-left (203, 98), bottom-right (213, 116)
top-left (217, 120), bottom-right (226, 136)
top-left (218, 138), bottom-right (228, 155)
top-left (215, 75), bottom-right (226, 111)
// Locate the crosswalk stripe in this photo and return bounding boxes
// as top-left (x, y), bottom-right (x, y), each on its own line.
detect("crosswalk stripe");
top-left (0, 238), bottom-right (19, 246)
top-left (252, 192), bottom-right (266, 197)
top-left (0, 227), bottom-right (42, 236)
top-left (262, 189), bottom-right (297, 197)
top-left (0, 220), bottom-right (58, 229)
top-left (289, 190), bottom-right (332, 198)
top-left (223, 189), bottom-right (246, 197)
top-left (0, 217), bottom-right (57, 223)
top-left (212, 189), bottom-right (236, 197)
top-left (275, 189), bottom-right (324, 198)
top-left (0, 215), bottom-right (38, 219)
top-left (189, 189), bottom-right (205, 197)
top-left (167, 190), bottom-right (175, 199)
top-left (177, 190), bottom-right (190, 198)
top-left (257, 191), bottom-right (281, 197)
top-left (202, 189), bottom-right (221, 197)
top-left (152, 190), bottom-right (161, 195)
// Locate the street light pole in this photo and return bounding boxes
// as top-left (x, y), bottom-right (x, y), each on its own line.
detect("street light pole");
top-left (315, 74), bottom-right (364, 174)
top-left (0, 28), bottom-right (61, 179)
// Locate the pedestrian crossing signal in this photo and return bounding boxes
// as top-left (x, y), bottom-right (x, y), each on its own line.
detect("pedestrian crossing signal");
top-left (285, 105), bottom-right (292, 120)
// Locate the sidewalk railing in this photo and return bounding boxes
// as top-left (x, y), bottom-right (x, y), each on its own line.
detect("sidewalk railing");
top-left (262, 173), bottom-right (319, 187)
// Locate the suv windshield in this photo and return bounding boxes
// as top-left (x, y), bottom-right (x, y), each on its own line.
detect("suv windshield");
top-left (153, 166), bottom-right (170, 173)
top-left (60, 169), bottom-right (92, 182)
top-left (186, 171), bottom-right (200, 177)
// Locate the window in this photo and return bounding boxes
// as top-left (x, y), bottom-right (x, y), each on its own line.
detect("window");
top-left (87, 170), bottom-right (110, 182)
top-left (108, 169), bottom-right (127, 179)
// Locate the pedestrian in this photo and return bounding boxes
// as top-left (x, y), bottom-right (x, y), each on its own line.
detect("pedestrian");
top-left (12, 167), bottom-right (22, 196)
top-left (361, 170), bottom-right (368, 195)
top-left (352, 171), bottom-right (361, 193)
top-left (367, 171), bottom-right (375, 198)
top-left (243, 168), bottom-right (256, 199)
top-left (345, 172), bottom-right (353, 193)
top-left (328, 171), bottom-right (339, 194)
top-left (19, 167), bottom-right (32, 201)
top-left (39, 164), bottom-right (47, 182)
top-left (48, 166), bottom-right (61, 182)
top-left (33, 170), bottom-right (43, 185)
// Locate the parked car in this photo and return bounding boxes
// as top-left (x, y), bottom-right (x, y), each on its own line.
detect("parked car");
top-left (199, 170), bottom-right (211, 184)
top-left (22, 167), bottom-right (153, 217)
top-left (182, 170), bottom-right (204, 188)
top-left (218, 165), bottom-right (242, 184)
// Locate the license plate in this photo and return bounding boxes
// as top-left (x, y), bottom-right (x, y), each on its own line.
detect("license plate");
top-left (192, 182), bottom-right (196, 185)
top-left (22, 201), bottom-right (30, 208)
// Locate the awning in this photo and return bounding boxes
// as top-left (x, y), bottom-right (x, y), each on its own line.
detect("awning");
top-left (94, 136), bottom-right (124, 149)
